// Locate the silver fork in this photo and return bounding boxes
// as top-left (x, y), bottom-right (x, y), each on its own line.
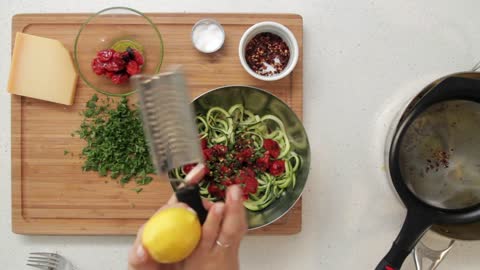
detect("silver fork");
top-left (27, 252), bottom-right (76, 270)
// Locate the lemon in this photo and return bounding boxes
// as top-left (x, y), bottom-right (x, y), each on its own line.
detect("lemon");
top-left (142, 207), bottom-right (201, 263)
top-left (111, 39), bottom-right (144, 53)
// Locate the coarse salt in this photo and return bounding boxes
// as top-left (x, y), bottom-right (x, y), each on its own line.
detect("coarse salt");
top-left (192, 21), bottom-right (225, 53)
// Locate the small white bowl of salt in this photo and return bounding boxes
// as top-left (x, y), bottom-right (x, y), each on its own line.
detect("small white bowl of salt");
top-left (192, 19), bottom-right (225, 54)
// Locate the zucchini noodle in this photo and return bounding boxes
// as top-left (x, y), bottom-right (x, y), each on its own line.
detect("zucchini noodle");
top-left (171, 104), bottom-right (301, 211)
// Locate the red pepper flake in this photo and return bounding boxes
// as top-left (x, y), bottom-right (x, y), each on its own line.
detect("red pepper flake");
top-left (245, 32), bottom-right (290, 76)
top-left (425, 149), bottom-right (451, 173)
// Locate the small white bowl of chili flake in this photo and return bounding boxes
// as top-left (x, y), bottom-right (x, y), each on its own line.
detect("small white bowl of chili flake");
top-left (239, 21), bottom-right (299, 81)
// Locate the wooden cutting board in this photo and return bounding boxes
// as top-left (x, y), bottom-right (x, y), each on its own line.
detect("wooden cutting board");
top-left (11, 13), bottom-right (303, 235)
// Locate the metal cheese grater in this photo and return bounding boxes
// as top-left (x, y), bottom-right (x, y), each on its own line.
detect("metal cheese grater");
top-left (132, 67), bottom-right (207, 223)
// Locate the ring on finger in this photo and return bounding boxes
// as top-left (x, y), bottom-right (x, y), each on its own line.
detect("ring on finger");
top-left (216, 239), bottom-right (231, 248)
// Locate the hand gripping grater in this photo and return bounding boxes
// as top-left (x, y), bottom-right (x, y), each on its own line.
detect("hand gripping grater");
top-left (132, 68), bottom-right (208, 224)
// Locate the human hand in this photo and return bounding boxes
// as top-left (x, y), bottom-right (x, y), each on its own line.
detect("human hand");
top-left (128, 185), bottom-right (248, 270)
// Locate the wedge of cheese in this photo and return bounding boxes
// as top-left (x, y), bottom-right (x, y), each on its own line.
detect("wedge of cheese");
top-left (7, 32), bottom-right (78, 105)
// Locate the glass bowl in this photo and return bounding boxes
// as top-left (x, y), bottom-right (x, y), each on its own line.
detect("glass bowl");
top-left (74, 7), bottom-right (163, 96)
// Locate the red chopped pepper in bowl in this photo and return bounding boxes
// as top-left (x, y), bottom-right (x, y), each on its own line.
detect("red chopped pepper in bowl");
top-left (74, 7), bottom-right (164, 96)
top-left (238, 21), bottom-right (299, 81)
top-left (91, 47), bottom-right (144, 85)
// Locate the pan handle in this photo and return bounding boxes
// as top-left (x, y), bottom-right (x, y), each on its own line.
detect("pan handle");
top-left (375, 210), bottom-right (433, 270)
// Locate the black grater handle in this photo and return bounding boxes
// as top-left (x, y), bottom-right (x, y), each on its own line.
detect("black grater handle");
top-left (176, 184), bottom-right (208, 224)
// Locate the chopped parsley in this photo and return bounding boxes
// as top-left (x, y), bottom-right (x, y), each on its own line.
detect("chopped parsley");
top-left (75, 94), bottom-right (154, 190)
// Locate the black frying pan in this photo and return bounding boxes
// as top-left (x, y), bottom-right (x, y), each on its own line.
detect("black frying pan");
top-left (376, 77), bottom-right (480, 270)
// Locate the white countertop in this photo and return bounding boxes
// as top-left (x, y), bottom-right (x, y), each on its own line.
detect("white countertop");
top-left (1, 0), bottom-right (480, 269)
